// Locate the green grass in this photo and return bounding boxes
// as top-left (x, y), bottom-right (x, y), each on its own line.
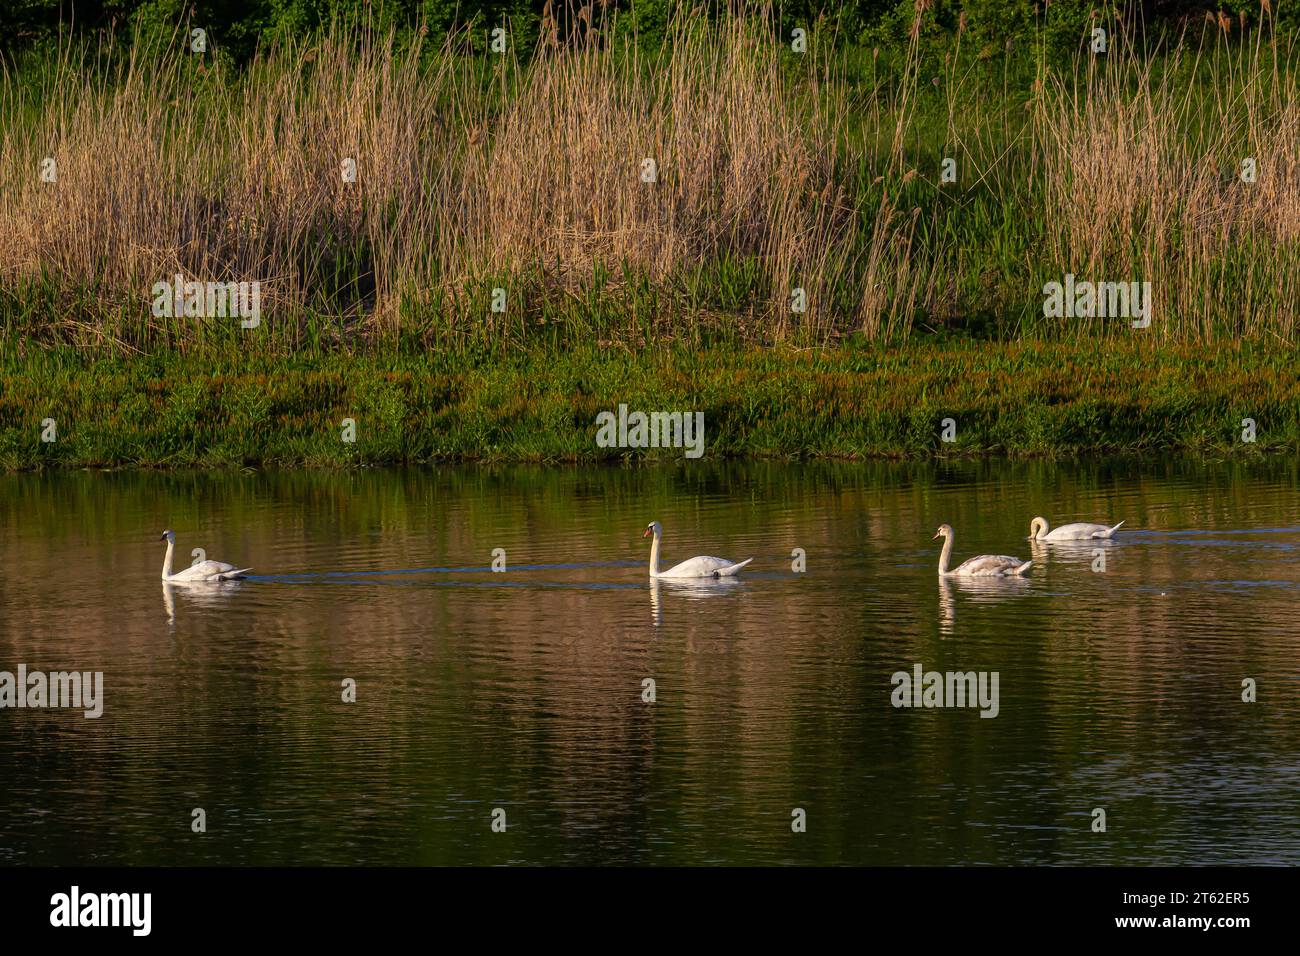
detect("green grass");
top-left (2, 338), bottom-right (1296, 470)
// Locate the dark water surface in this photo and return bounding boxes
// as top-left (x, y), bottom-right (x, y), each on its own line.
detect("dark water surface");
top-left (1, 458), bottom-right (1297, 865)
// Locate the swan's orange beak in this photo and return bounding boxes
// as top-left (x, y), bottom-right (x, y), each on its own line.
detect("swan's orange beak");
top-left (643, 528), bottom-right (652, 538)
top-left (932, 530), bottom-right (941, 539)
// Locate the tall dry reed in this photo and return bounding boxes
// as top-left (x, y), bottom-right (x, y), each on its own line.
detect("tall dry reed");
top-left (0, 7), bottom-right (861, 348)
top-left (0, 7), bottom-right (1297, 350)
top-left (1032, 18), bottom-right (1300, 341)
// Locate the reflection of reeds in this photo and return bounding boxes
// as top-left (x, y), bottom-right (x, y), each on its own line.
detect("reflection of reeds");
top-left (0, 8), bottom-right (1296, 350)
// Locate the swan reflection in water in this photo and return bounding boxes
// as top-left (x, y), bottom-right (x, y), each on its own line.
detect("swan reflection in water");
top-left (1029, 536), bottom-right (1114, 571)
top-left (161, 578), bottom-right (247, 622)
top-left (649, 575), bottom-right (745, 627)
top-left (938, 574), bottom-right (1032, 636)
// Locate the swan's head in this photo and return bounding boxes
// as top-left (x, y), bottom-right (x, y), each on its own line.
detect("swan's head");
top-left (1029, 517), bottom-right (1048, 539)
top-left (160, 529), bottom-right (176, 542)
top-left (643, 521), bottom-right (662, 539)
top-left (933, 524), bottom-right (953, 540)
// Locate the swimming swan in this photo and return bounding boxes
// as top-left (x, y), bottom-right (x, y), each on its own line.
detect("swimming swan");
top-left (159, 529), bottom-right (251, 583)
top-left (934, 524), bottom-right (1031, 577)
top-left (1028, 517), bottom-right (1124, 541)
top-left (644, 521), bottom-right (752, 579)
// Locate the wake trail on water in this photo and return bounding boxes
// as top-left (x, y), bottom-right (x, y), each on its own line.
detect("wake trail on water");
top-left (244, 559), bottom-right (642, 584)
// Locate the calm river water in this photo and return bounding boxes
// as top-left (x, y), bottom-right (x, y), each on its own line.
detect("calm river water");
top-left (1, 458), bottom-right (1297, 865)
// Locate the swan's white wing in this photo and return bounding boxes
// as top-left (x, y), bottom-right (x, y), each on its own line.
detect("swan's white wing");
top-left (170, 560), bottom-right (248, 581)
top-left (713, 557), bottom-right (752, 577)
top-left (658, 555), bottom-right (749, 578)
top-left (951, 554), bottom-right (1031, 576)
top-left (1047, 522), bottom-right (1112, 540)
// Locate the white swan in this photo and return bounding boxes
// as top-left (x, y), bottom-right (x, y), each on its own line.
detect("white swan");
top-left (1029, 517), bottom-right (1124, 541)
top-left (644, 521), bottom-right (752, 579)
top-left (160, 529), bottom-right (251, 583)
top-left (934, 524), bottom-right (1031, 577)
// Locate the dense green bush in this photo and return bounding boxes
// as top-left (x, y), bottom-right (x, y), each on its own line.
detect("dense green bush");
top-left (0, 1), bottom-right (539, 63)
top-left (2, 1), bottom-right (1294, 66)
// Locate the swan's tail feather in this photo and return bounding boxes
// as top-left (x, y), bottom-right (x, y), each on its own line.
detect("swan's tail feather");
top-left (715, 557), bottom-right (753, 577)
top-left (1097, 520), bottom-right (1125, 538)
top-left (1013, 560), bottom-right (1032, 576)
top-left (218, 568), bottom-right (252, 580)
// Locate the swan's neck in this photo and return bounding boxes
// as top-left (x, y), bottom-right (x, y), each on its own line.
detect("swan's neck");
top-left (1034, 520), bottom-right (1049, 539)
top-left (162, 539), bottom-right (174, 579)
top-left (648, 532), bottom-right (661, 577)
top-left (938, 534), bottom-right (953, 575)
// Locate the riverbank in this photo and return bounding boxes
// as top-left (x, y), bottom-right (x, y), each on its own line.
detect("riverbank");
top-left (2, 339), bottom-right (1295, 469)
